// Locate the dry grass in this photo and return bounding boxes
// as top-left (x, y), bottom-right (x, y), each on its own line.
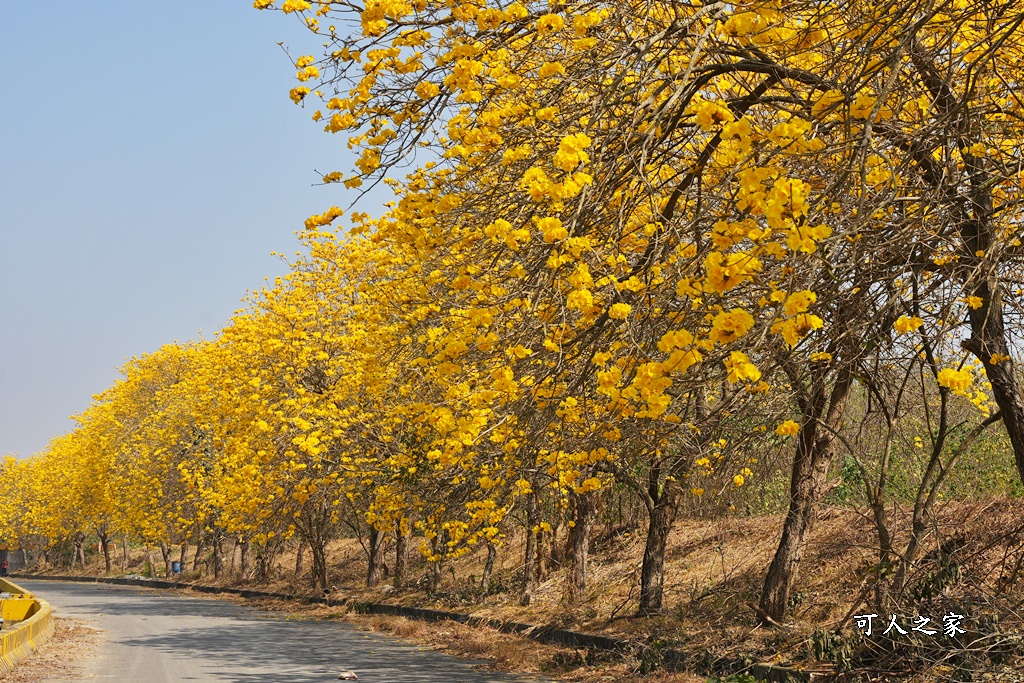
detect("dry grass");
top-left (348, 613), bottom-right (706, 683)
top-left (24, 498), bottom-right (1024, 680)
top-left (4, 617), bottom-right (102, 682)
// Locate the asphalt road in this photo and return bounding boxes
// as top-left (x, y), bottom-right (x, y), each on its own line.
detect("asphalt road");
top-left (19, 580), bottom-right (551, 683)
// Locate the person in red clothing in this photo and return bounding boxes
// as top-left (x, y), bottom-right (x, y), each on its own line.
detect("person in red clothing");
top-left (1, 559), bottom-right (8, 577)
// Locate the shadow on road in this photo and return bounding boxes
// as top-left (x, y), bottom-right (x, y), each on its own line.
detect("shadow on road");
top-left (20, 580), bottom-right (545, 683)
top-left (122, 621), bottom-right (516, 682)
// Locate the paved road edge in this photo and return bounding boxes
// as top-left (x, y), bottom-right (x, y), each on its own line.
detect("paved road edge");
top-left (13, 574), bottom-right (824, 682)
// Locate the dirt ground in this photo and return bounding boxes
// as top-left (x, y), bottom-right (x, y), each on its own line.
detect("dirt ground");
top-left (4, 617), bottom-right (102, 682)
top-left (344, 613), bottom-right (706, 683)
top-left (20, 498), bottom-right (1024, 681)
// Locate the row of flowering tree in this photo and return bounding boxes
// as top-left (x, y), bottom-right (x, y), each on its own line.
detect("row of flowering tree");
top-left (4, 0), bottom-right (1024, 624)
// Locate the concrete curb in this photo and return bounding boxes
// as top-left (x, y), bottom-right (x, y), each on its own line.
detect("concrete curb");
top-left (0, 578), bottom-right (54, 675)
top-left (12, 573), bottom-right (346, 606)
top-left (14, 573), bottom-right (825, 681)
top-left (351, 601), bottom-right (630, 651)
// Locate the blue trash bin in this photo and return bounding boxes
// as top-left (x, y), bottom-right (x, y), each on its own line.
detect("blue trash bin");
top-left (171, 561), bottom-right (182, 574)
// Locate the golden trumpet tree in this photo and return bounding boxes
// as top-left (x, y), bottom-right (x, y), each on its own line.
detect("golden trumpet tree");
top-left (5, 0), bottom-right (1024, 631)
top-left (255, 0), bottom-right (1024, 619)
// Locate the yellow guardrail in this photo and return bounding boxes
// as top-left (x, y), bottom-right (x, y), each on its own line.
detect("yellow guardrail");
top-left (0, 577), bottom-right (53, 675)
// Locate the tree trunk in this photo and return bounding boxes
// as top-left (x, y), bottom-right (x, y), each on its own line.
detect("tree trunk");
top-left (605, 499), bottom-right (614, 544)
top-left (638, 480), bottom-right (682, 615)
top-left (366, 526), bottom-right (383, 587)
top-left (868, 488), bottom-right (894, 610)
top-left (179, 543), bottom-right (187, 568)
top-left (240, 538), bottom-right (250, 580)
top-left (229, 538), bottom-right (238, 576)
top-left (254, 539), bottom-right (282, 584)
top-left (521, 494), bottom-right (539, 604)
top-left (563, 492), bottom-right (594, 604)
top-left (481, 540), bottom-right (497, 594)
top-left (429, 535), bottom-right (444, 592)
top-left (309, 540), bottom-right (329, 592)
top-left (73, 533), bottom-right (86, 569)
top-left (122, 538), bottom-right (130, 571)
top-left (159, 541), bottom-right (173, 578)
top-left (760, 368), bottom-right (853, 623)
top-left (550, 515), bottom-right (563, 567)
top-left (903, 45), bottom-right (1024, 491)
top-left (98, 529), bottom-right (112, 573)
top-left (964, 278), bottom-right (1024, 484)
top-left (536, 522), bottom-right (549, 583)
top-left (193, 536), bottom-right (206, 573)
top-left (295, 540), bottom-right (305, 578)
top-left (145, 545), bottom-right (155, 577)
top-left (394, 525), bottom-right (410, 589)
top-left (212, 533), bottom-right (223, 580)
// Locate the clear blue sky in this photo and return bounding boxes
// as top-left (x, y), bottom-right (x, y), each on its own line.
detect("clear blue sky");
top-left (0, 2), bottom-right (385, 457)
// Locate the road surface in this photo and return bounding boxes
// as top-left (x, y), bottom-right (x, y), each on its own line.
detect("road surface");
top-left (19, 580), bottom-right (550, 683)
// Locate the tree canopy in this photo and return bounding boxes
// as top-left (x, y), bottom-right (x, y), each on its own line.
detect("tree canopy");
top-left (5, 0), bottom-right (1024, 626)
